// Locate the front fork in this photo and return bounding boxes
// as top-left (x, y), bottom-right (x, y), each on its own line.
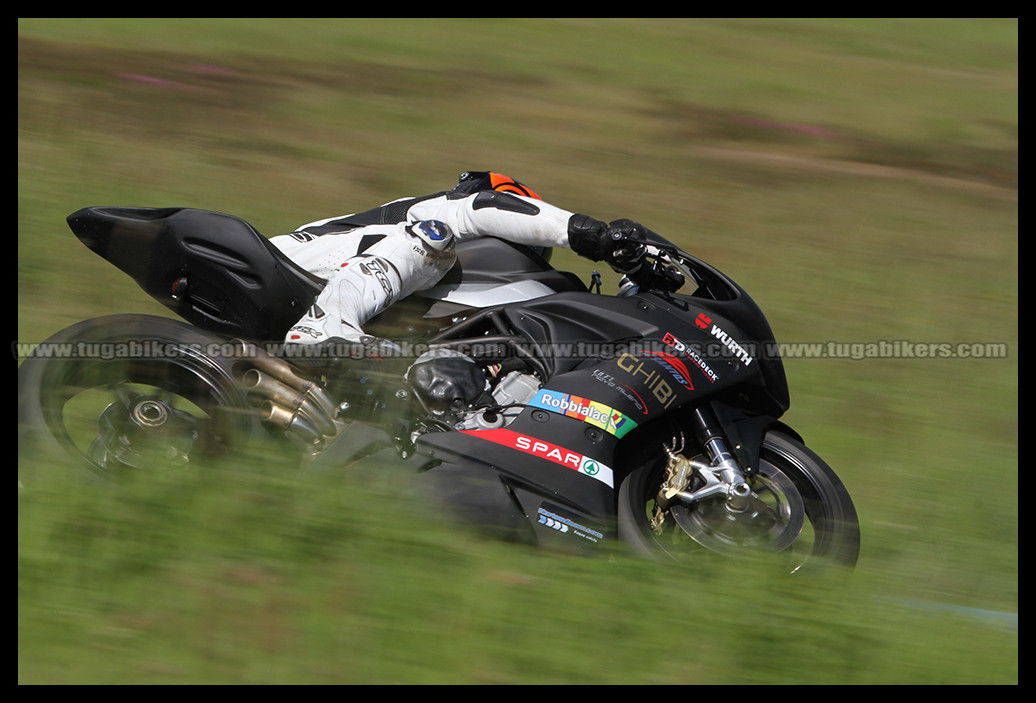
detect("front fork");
top-left (650, 406), bottom-right (753, 532)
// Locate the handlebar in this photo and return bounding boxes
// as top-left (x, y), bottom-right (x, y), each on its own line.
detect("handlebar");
top-left (617, 237), bottom-right (743, 303)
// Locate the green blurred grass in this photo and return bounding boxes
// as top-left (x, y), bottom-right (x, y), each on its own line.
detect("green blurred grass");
top-left (18, 19), bottom-right (1016, 683)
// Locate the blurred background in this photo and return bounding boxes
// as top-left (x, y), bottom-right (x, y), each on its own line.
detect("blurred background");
top-left (18, 19), bottom-right (1016, 683)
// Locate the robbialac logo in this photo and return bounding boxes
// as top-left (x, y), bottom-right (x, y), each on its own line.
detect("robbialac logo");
top-left (529, 390), bottom-right (637, 438)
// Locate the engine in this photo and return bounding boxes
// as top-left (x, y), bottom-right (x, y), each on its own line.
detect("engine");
top-left (406, 349), bottom-right (540, 430)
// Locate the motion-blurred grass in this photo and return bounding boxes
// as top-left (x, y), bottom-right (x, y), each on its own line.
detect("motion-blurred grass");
top-left (18, 19), bottom-right (1016, 683)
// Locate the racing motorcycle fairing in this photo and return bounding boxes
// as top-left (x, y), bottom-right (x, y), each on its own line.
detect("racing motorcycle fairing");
top-left (414, 422), bottom-right (616, 549)
top-left (413, 291), bottom-right (786, 535)
top-left (482, 287), bottom-right (788, 419)
top-left (415, 399), bottom-right (798, 549)
top-left (410, 254), bottom-right (794, 547)
top-left (67, 207), bottom-right (324, 341)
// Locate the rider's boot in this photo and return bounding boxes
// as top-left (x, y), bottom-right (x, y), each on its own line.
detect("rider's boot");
top-left (282, 218), bottom-right (456, 372)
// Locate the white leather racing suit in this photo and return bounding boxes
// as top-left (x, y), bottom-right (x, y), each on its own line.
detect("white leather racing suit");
top-left (268, 189), bottom-right (575, 344)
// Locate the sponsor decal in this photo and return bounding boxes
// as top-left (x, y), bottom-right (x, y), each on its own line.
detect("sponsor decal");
top-left (287, 324), bottom-right (322, 340)
top-left (642, 350), bottom-right (694, 390)
top-left (537, 505), bottom-right (604, 542)
top-left (357, 257), bottom-right (394, 298)
top-left (692, 313), bottom-right (754, 368)
top-left (616, 352), bottom-right (686, 409)
top-left (590, 369), bottom-right (648, 415)
top-left (709, 324), bottom-right (754, 366)
top-left (528, 389), bottom-right (637, 438)
top-left (461, 428), bottom-right (614, 488)
top-left (662, 332), bottom-right (720, 384)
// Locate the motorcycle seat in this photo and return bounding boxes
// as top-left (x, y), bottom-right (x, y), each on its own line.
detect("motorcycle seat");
top-left (68, 206), bottom-right (325, 340)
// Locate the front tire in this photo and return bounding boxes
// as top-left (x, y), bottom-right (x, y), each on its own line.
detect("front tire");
top-left (617, 429), bottom-right (860, 572)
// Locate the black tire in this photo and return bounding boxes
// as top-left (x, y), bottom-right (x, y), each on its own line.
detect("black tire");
top-left (18, 314), bottom-right (262, 484)
top-left (617, 429), bottom-right (860, 572)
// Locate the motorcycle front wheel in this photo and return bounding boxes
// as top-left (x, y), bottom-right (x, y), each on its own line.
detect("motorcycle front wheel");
top-left (617, 429), bottom-right (860, 572)
top-left (18, 314), bottom-right (262, 484)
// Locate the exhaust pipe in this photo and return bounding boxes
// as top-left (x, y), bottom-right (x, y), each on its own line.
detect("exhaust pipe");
top-left (260, 401), bottom-right (325, 453)
top-left (260, 400), bottom-right (321, 435)
top-left (240, 369), bottom-right (338, 438)
top-left (233, 339), bottom-right (341, 442)
top-left (232, 339), bottom-right (337, 418)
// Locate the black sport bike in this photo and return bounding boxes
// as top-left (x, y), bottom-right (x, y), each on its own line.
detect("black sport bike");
top-left (18, 207), bottom-right (860, 571)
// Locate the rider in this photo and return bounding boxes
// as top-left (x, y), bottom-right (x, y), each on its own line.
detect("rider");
top-left (268, 170), bottom-right (648, 352)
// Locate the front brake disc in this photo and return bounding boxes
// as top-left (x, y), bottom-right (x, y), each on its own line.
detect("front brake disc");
top-left (669, 462), bottom-right (805, 555)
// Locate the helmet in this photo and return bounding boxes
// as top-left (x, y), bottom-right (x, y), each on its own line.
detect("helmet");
top-left (454, 171), bottom-right (542, 200)
top-left (487, 172), bottom-right (541, 200)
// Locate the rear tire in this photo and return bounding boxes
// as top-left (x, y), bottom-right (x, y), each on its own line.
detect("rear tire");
top-left (18, 314), bottom-right (262, 484)
top-left (617, 429), bottom-right (860, 572)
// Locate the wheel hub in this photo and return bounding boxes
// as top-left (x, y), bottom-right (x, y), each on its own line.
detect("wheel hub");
top-left (669, 464), bottom-right (805, 555)
top-left (131, 399), bottom-right (169, 427)
top-left (90, 393), bottom-right (199, 472)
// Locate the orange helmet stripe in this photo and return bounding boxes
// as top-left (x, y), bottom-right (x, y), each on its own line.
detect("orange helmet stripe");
top-left (489, 172), bottom-right (541, 200)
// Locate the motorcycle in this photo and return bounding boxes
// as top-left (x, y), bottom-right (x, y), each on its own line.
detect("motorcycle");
top-left (18, 206), bottom-right (860, 571)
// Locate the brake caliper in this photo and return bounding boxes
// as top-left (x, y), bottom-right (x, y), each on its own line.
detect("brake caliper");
top-left (650, 442), bottom-right (696, 532)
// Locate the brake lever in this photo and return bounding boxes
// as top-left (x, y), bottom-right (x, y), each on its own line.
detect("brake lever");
top-left (624, 243), bottom-right (685, 293)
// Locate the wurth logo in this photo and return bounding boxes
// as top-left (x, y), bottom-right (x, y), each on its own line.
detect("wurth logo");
top-left (461, 428), bottom-right (614, 487)
top-left (709, 324), bottom-right (754, 366)
top-left (694, 313), bottom-right (753, 366)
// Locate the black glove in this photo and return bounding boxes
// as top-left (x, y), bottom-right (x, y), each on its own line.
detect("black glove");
top-left (567, 214), bottom-right (609, 260)
top-left (603, 218), bottom-right (648, 273)
top-left (567, 214), bottom-right (647, 270)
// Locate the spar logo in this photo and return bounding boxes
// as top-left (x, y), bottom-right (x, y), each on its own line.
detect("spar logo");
top-left (580, 459), bottom-right (601, 477)
top-left (461, 428), bottom-right (614, 488)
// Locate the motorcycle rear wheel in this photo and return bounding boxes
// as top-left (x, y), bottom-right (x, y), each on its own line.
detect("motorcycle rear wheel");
top-left (18, 314), bottom-right (262, 484)
top-left (617, 429), bottom-right (860, 572)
